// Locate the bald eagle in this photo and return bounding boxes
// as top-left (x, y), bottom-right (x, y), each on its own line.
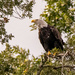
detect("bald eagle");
top-left (31, 19), bottom-right (64, 52)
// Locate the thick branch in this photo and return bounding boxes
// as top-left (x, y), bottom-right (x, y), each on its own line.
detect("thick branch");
top-left (43, 65), bottom-right (75, 69)
top-left (37, 65), bottom-right (75, 75)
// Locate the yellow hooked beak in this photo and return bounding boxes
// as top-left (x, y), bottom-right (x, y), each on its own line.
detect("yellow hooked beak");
top-left (31, 19), bottom-right (35, 23)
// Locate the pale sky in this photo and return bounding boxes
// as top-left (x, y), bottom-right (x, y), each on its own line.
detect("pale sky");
top-left (0, 0), bottom-right (47, 58)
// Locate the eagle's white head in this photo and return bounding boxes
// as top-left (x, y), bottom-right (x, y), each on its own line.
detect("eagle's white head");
top-left (31, 19), bottom-right (48, 29)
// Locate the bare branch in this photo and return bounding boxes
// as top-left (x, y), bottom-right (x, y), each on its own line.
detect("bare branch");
top-left (12, 15), bottom-right (24, 20)
top-left (61, 50), bottom-right (69, 75)
top-left (14, 6), bottom-right (22, 17)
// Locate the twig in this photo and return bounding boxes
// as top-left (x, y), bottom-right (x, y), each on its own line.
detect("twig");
top-left (13, 6), bottom-right (24, 19)
top-left (37, 64), bottom-right (44, 75)
top-left (68, 51), bottom-right (75, 60)
top-left (12, 15), bottom-right (24, 19)
top-left (61, 50), bottom-right (69, 75)
top-left (37, 53), bottom-right (48, 75)
top-left (14, 6), bottom-right (22, 17)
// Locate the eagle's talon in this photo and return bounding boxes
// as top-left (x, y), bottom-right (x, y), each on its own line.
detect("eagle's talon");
top-left (47, 51), bottom-right (51, 56)
top-left (53, 52), bottom-right (57, 56)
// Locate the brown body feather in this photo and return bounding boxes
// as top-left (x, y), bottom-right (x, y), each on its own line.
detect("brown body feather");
top-left (39, 25), bottom-right (64, 52)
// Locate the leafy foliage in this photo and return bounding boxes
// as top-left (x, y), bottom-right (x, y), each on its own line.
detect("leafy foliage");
top-left (0, 43), bottom-right (41, 75)
top-left (40, 0), bottom-right (75, 33)
top-left (0, 44), bottom-right (75, 75)
top-left (66, 23), bottom-right (75, 50)
top-left (0, 0), bottom-right (75, 75)
top-left (0, 0), bottom-right (34, 18)
top-left (0, 43), bottom-right (30, 74)
top-left (0, 0), bottom-right (35, 44)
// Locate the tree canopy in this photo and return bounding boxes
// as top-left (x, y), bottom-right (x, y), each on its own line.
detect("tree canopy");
top-left (0, 0), bottom-right (75, 75)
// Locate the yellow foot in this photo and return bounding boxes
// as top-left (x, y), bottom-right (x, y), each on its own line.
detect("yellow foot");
top-left (53, 52), bottom-right (57, 56)
top-left (47, 51), bottom-right (51, 56)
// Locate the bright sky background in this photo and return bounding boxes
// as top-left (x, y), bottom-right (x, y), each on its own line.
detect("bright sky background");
top-left (0, 0), bottom-right (47, 58)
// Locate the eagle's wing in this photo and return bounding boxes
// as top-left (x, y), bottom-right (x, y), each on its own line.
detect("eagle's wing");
top-left (39, 30), bottom-right (44, 47)
top-left (49, 26), bottom-right (64, 49)
top-left (39, 28), bottom-right (50, 52)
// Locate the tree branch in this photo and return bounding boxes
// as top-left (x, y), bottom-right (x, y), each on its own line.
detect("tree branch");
top-left (61, 50), bottom-right (69, 75)
top-left (37, 64), bottom-right (75, 75)
top-left (43, 65), bottom-right (75, 69)
top-left (37, 50), bottom-right (75, 75)
top-left (37, 53), bottom-right (48, 75)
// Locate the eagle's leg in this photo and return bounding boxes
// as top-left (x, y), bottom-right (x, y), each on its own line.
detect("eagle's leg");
top-left (44, 43), bottom-right (52, 56)
top-left (47, 51), bottom-right (51, 56)
top-left (47, 50), bottom-right (52, 62)
top-left (53, 41), bottom-right (60, 56)
top-left (53, 52), bottom-right (57, 56)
